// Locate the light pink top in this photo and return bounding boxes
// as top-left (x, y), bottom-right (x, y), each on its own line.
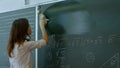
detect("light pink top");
top-left (9, 39), bottom-right (46, 68)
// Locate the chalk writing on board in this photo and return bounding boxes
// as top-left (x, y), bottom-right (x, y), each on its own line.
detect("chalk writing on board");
top-left (59, 64), bottom-right (71, 68)
top-left (46, 64), bottom-right (71, 68)
top-left (56, 48), bottom-right (66, 57)
top-left (108, 35), bottom-right (116, 44)
top-left (99, 53), bottom-right (119, 68)
top-left (47, 34), bottom-right (120, 68)
top-left (54, 34), bottom-right (120, 48)
top-left (86, 52), bottom-right (95, 63)
top-left (56, 57), bottom-right (66, 65)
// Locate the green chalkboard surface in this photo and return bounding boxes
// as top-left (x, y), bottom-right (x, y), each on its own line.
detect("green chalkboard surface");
top-left (38, 0), bottom-right (120, 68)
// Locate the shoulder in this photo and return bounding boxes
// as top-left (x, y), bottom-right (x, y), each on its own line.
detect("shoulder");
top-left (24, 40), bottom-right (35, 46)
top-left (24, 39), bottom-right (46, 46)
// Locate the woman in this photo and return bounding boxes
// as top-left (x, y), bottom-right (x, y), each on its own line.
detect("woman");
top-left (7, 14), bottom-right (48, 68)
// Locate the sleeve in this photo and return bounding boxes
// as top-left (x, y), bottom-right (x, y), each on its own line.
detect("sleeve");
top-left (27, 39), bottom-right (47, 50)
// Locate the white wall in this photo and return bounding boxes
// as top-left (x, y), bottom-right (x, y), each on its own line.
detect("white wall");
top-left (0, 0), bottom-right (24, 13)
top-left (0, 0), bottom-right (65, 13)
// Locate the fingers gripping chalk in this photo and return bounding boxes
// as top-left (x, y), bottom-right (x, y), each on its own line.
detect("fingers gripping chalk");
top-left (37, 5), bottom-right (49, 26)
top-left (40, 14), bottom-right (49, 25)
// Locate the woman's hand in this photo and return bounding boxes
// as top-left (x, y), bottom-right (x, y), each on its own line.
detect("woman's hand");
top-left (40, 14), bottom-right (49, 26)
top-left (39, 14), bottom-right (49, 44)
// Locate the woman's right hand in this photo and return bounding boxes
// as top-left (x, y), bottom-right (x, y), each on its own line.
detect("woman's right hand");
top-left (40, 14), bottom-right (49, 26)
top-left (39, 14), bottom-right (49, 44)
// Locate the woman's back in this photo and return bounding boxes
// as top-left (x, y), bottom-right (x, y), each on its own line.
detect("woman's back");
top-left (9, 39), bottom-right (46, 68)
top-left (8, 15), bottom-right (48, 68)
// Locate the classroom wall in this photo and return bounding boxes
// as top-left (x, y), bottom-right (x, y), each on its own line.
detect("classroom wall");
top-left (0, 0), bottom-right (64, 13)
top-left (0, 7), bottom-right (36, 68)
top-left (0, 0), bottom-right (24, 13)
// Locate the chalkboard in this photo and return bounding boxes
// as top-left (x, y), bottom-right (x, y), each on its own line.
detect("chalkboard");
top-left (45, 34), bottom-right (120, 68)
top-left (38, 0), bottom-right (120, 68)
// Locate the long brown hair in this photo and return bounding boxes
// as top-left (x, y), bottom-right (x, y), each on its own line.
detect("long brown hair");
top-left (7, 18), bottom-right (30, 57)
